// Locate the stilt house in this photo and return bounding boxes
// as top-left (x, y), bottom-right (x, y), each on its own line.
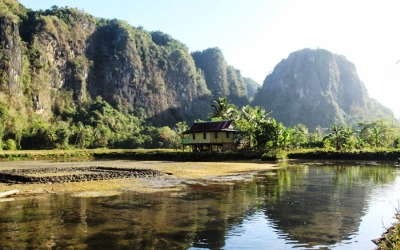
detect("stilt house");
top-left (182, 120), bottom-right (237, 151)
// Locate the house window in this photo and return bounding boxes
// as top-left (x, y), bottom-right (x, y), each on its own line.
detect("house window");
top-left (226, 132), bottom-right (230, 139)
top-left (203, 133), bottom-right (207, 140)
top-left (214, 132), bottom-right (218, 139)
top-left (193, 133), bottom-right (196, 140)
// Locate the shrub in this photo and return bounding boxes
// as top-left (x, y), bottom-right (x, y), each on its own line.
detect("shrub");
top-left (5, 139), bottom-right (17, 150)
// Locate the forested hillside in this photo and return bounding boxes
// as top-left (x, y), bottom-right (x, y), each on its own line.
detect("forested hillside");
top-left (0, 1), bottom-right (397, 151)
top-left (0, 0), bottom-right (255, 149)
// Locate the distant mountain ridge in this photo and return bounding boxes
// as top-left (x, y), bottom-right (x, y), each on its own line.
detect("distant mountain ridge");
top-left (253, 48), bottom-right (395, 130)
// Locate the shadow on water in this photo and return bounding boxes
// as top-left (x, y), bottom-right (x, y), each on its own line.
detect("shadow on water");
top-left (0, 162), bottom-right (398, 249)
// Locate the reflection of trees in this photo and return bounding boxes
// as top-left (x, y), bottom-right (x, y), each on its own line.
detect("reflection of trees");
top-left (0, 181), bottom-right (265, 249)
top-left (262, 164), bottom-right (396, 247)
top-left (0, 164), bottom-right (396, 249)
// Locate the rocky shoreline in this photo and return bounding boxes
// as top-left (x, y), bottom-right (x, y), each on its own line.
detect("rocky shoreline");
top-left (0, 166), bottom-right (162, 184)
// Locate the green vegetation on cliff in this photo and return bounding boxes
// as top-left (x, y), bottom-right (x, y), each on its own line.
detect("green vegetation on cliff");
top-left (191, 47), bottom-right (249, 107)
top-left (0, 1), bottom-right (209, 149)
top-left (252, 49), bottom-right (397, 130)
top-left (1, 1), bottom-right (398, 152)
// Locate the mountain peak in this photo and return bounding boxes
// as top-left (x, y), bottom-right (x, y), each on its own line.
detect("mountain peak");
top-left (253, 48), bottom-right (394, 130)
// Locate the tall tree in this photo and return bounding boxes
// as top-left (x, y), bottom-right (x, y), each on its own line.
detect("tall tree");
top-left (174, 121), bottom-right (189, 150)
top-left (325, 123), bottom-right (355, 150)
top-left (237, 105), bottom-right (279, 150)
top-left (358, 119), bottom-right (400, 148)
top-left (289, 124), bottom-right (309, 149)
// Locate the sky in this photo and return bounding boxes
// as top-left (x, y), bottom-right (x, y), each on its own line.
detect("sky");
top-left (18, 0), bottom-right (400, 118)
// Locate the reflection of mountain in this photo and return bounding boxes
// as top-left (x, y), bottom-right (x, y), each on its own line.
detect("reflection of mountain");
top-left (0, 165), bottom-right (396, 249)
top-left (261, 165), bottom-right (395, 247)
top-left (0, 182), bottom-right (262, 249)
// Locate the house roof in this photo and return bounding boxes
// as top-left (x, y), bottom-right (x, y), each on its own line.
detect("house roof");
top-left (183, 120), bottom-right (237, 134)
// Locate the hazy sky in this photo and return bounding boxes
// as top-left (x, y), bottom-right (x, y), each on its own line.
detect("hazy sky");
top-left (19, 0), bottom-right (400, 118)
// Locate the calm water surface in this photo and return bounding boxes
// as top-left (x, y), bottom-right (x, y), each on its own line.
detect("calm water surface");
top-left (0, 162), bottom-right (399, 249)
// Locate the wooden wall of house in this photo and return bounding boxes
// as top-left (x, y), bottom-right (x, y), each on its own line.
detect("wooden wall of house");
top-left (184, 131), bottom-right (235, 145)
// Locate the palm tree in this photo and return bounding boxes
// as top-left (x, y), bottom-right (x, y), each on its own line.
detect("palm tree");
top-left (358, 119), bottom-right (400, 149)
top-left (210, 97), bottom-right (238, 120)
top-left (326, 123), bottom-right (354, 150)
top-left (239, 105), bottom-right (277, 149)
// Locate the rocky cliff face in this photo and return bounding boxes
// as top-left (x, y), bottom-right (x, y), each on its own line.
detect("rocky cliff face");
top-left (2, 2), bottom-right (390, 132)
top-left (0, 17), bottom-right (22, 97)
top-left (85, 22), bottom-right (212, 125)
top-left (25, 9), bottom-right (97, 119)
top-left (253, 48), bottom-right (394, 129)
top-left (0, 2), bottom-right (216, 127)
top-left (191, 48), bottom-right (249, 107)
top-left (0, 1), bottom-right (28, 130)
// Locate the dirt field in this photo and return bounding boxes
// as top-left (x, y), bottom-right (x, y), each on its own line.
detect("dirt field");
top-left (0, 160), bottom-right (277, 197)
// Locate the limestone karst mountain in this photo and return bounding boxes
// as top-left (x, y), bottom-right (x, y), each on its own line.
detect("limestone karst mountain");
top-left (253, 48), bottom-right (395, 130)
top-left (191, 47), bottom-right (250, 107)
top-left (0, 1), bottom-right (255, 130)
top-left (0, 1), bottom-right (395, 137)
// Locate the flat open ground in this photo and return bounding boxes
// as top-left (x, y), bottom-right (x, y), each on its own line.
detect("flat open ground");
top-left (0, 160), bottom-right (277, 197)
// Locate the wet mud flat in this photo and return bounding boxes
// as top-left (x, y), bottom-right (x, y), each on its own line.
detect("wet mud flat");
top-left (0, 167), bottom-right (162, 184)
top-left (0, 160), bottom-right (277, 196)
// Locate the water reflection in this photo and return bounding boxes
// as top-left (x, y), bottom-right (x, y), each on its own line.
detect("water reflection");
top-left (0, 163), bottom-right (398, 249)
top-left (261, 164), bottom-right (396, 247)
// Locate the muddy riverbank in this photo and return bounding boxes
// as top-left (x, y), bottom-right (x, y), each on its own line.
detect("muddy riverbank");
top-left (0, 160), bottom-right (277, 197)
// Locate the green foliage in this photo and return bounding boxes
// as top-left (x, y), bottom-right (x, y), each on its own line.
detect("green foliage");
top-left (394, 138), bottom-right (400, 149)
top-left (192, 47), bottom-right (249, 106)
top-left (67, 97), bottom-right (141, 149)
top-left (210, 97), bottom-right (238, 121)
top-left (70, 122), bottom-right (93, 149)
top-left (2, 3), bottom-right (399, 153)
top-left (4, 138), bottom-right (17, 150)
top-left (52, 89), bottom-right (76, 118)
top-left (156, 126), bottom-right (180, 149)
top-left (174, 121), bottom-right (188, 135)
top-left (323, 123), bottom-right (356, 151)
top-left (308, 126), bottom-right (325, 147)
top-left (207, 97), bottom-right (400, 153)
top-left (237, 105), bottom-right (279, 150)
top-left (151, 31), bottom-right (174, 47)
top-left (0, 103), bottom-right (8, 122)
top-left (358, 119), bottom-right (399, 148)
top-left (20, 120), bottom-right (56, 149)
top-left (374, 210), bottom-right (400, 250)
top-left (192, 48), bottom-right (228, 97)
top-left (0, 0), bottom-right (23, 22)
top-left (289, 124), bottom-right (309, 148)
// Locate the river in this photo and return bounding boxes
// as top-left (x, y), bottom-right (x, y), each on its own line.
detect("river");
top-left (0, 161), bottom-right (399, 249)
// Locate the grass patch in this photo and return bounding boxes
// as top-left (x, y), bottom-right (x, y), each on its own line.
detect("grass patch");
top-left (0, 149), bottom-right (173, 161)
top-left (287, 149), bottom-right (400, 161)
top-left (374, 212), bottom-right (400, 249)
top-left (1, 148), bottom-right (399, 162)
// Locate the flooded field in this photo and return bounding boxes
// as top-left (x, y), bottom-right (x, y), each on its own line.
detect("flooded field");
top-left (0, 160), bottom-right (399, 249)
